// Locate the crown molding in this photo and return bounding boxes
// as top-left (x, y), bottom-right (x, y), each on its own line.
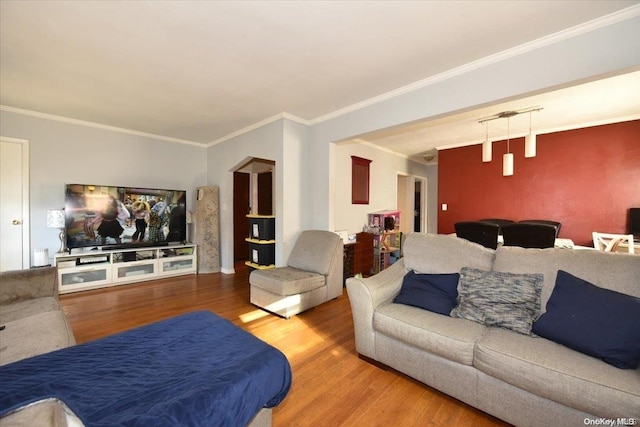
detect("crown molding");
top-left (0, 105), bottom-right (206, 147)
top-left (435, 113), bottom-right (640, 152)
top-left (310, 5), bottom-right (640, 125)
top-left (206, 112), bottom-right (310, 147)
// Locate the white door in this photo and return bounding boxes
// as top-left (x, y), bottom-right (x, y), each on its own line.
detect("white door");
top-left (1, 137), bottom-right (30, 271)
top-left (396, 174), bottom-right (428, 234)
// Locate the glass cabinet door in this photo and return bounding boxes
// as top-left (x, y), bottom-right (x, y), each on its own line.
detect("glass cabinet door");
top-left (112, 260), bottom-right (158, 283)
top-left (159, 256), bottom-right (195, 276)
top-left (59, 265), bottom-right (111, 292)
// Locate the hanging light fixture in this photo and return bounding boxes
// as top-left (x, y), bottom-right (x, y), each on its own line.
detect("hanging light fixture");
top-left (503, 116), bottom-right (514, 176)
top-left (482, 121), bottom-right (492, 162)
top-left (524, 111), bottom-right (536, 158)
top-left (478, 106), bottom-right (543, 175)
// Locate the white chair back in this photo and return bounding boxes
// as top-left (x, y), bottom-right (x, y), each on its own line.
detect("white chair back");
top-left (592, 232), bottom-right (635, 254)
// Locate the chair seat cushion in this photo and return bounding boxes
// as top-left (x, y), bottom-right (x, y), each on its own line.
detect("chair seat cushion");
top-left (0, 311), bottom-right (76, 366)
top-left (250, 267), bottom-right (325, 296)
top-left (0, 297), bottom-right (60, 323)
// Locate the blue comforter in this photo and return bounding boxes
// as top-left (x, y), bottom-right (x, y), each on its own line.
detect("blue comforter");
top-left (0, 311), bottom-right (292, 426)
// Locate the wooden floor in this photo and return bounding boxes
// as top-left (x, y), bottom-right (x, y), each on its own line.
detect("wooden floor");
top-left (60, 263), bottom-right (509, 427)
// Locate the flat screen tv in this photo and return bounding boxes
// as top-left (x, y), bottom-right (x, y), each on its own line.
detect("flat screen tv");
top-left (64, 184), bottom-right (187, 251)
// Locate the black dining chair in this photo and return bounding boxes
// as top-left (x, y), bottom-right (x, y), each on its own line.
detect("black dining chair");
top-left (518, 220), bottom-right (561, 238)
top-left (454, 221), bottom-right (500, 250)
top-left (502, 223), bottom-right (557, 249)
top-left (479, 218), bottom-right (515, 235)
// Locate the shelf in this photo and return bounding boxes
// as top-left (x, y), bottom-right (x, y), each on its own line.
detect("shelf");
top-left (245, 238), bottom-right (276, 244)
top-left (245, 261), bottom-right (275, 270)
top-left (54, 244), bottom-right (197, 294)
top-left (246, 215), bottom-right (275, 268)
top-left (368, 210), bottom-right (401, 273)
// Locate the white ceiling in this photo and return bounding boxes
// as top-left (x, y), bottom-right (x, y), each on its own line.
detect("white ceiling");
top-left (1, 1), bottom-right (639, 153)
top-left (358, 70), bottom-right (640, 163)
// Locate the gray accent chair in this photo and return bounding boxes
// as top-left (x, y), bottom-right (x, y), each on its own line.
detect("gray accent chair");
top-left (249, 230), bottom-right (343, 318)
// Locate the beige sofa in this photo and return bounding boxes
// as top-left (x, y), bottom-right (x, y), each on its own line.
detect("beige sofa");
top-left (0, 267), bottom-right (76, 366)
top-left (346, 233), bottom-right (640, 427)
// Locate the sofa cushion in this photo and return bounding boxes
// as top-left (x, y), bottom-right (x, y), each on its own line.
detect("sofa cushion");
top-left (532, 270), bottom-right (640, 369)
top-left (393, 271), bottom-right (459, 315)
top-left (374, 303), bottom-right (486, 366)
top-left (0, 311), bottom-right (76, 366)
top-left (450, 268), bottom-right (543, 336)
top-left (493, 246), bottom-right (640, 313)
top-left (402, 233), bottom-right (494, 275)
top-left (0, 296), bottom-right (60, 323)
top-left (249, 267), bottom-right (325, 296)
top-left (0, 398), bottom-right (80, 427)
top-left (0, 267), bottom-right (58, 305)
top-left (474, 328), bottom-right (640, 419)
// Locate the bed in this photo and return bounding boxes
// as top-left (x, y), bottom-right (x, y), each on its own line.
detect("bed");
top-left (0, 310), bottom-right (292, 426)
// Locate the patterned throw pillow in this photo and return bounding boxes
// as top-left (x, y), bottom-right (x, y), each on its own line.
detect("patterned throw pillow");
top-left (450, 267), bottom-right (544, 335)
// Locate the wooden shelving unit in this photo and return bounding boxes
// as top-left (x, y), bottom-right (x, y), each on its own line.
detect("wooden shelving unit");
top-left (368, 210), bottom-right (401, 273)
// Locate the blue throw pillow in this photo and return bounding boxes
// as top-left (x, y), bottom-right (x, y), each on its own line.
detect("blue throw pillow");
top-left (393, 270), bottom-right (460, 315)
top-left (532, 270), bottom-right (640, 369)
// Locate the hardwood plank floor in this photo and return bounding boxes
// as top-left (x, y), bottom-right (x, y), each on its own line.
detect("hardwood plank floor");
top-left (60, 263), bottom-right (509, 427)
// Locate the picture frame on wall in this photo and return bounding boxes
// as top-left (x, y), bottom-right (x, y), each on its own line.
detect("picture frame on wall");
top-left (351, 156), bottom-right (372, 205)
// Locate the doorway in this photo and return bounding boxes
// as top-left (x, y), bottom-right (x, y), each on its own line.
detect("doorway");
top-left (1, 137), bottom-right (30, 271)
top-left (232, 158), bottom-right (275, 262)
top-left (396, 174), bottom-right (427, 234)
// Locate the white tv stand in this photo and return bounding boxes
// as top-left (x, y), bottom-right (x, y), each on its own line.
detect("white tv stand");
top-left (54, 244), bottom-right (197, 294)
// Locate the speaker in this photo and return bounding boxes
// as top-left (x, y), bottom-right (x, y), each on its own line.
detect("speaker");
top-left (33, 248), bottom-right (49, 267)
top-left (193, 186), bottom-right (220, 273)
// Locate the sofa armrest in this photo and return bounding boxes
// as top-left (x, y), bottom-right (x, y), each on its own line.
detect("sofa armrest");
top-left (0, 267), bottom-right (58, 306)
top-left (346, 259), bottom-right (406, 359)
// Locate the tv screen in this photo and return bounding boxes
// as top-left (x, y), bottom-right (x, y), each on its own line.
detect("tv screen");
top-left (64, 184), bottom-right (187, 251)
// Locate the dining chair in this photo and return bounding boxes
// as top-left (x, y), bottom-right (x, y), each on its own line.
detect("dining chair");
top-left (454, 221), bottom-right (500, 250)
top-left (519, 220), bottom-right (562, 238)
top-left (501, 223), bottom-right (557, 249)
top-left (478, 218), bottom-right (515, 235)
top-left (592, 232), bottom-right (635, 254)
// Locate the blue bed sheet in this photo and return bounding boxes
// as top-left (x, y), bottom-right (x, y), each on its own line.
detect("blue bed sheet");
top-left (0, 311), bottom-right (292, 426)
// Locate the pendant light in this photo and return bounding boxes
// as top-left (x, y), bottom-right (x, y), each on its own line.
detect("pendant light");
top-left (503, 116), bottom-right (514, 176)
top-left (482, 121), bottom-right (492, 162)
top-left (524, 111), bottom-right (536, 158)
top-left (478, 106), bottom-right (542, 175)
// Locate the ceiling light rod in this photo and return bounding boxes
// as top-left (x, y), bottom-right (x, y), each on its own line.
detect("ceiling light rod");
top-left (478, 106), bottom-right (543, 124)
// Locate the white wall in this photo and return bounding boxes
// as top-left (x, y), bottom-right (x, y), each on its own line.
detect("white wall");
top-left (307, 15), bottom-right (640, 233)
top-left (333, 141), bottom-right (432, 235)
top-left (207, 120), bottom-right (279, 272)
top-left (0, 110), bottom-right (207, 264)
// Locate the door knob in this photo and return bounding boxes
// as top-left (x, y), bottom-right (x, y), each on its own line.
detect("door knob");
top-left (12, 219), bottom-right (23, 225)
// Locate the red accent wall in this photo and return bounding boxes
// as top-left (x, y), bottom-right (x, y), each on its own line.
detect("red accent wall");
top-left (437, 120), bottom-right (640, 246)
